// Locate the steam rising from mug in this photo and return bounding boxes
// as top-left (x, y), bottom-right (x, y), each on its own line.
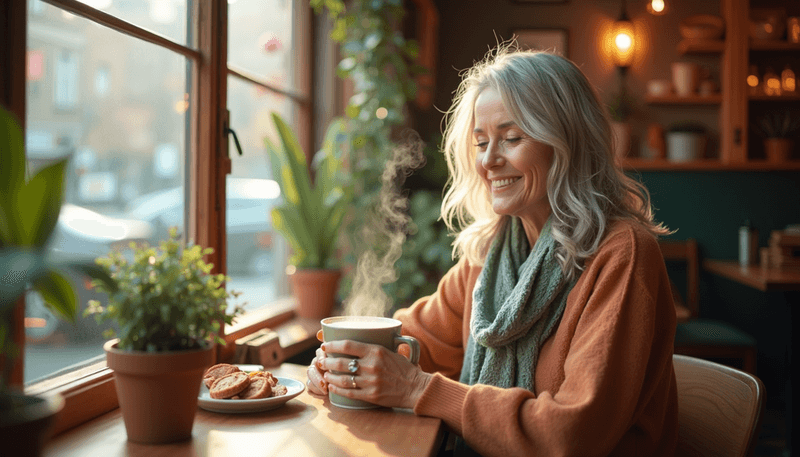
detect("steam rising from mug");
top-left (344, 131), bottom-right (426, 317)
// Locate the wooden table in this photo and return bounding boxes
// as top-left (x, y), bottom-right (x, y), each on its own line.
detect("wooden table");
top-left (43, 364), bottom-right (445, 457)
top-left (703, 260), bottom-right (800, 457)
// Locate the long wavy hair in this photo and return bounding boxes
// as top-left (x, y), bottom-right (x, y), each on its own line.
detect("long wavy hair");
top-left (440, 43), bottom-right (670, 280)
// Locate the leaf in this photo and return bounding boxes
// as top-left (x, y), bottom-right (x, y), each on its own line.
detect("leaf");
top-left (33, 269), bottom-right (77, 323)
top-left (0, 248), bottom-right (47, 309)
top-left (0, 107), bottom-right (25, 200)
top-left (55, 259), bottom-right (119, 294)
top-left (19, 159), bottom-right (68, 246)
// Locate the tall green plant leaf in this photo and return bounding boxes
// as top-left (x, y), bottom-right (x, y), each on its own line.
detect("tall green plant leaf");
top-left (33, 270), bottom-right (77, 322)
top-left (17, 159), bottom-right (67, 246)
top-left (271, 114), bottom-right (316, 209)
top-left (0, 108), bottom-right (25, 199)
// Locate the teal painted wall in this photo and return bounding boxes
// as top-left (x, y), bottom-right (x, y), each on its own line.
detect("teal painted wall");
top-left (637, 171), bottom-right (800, 407)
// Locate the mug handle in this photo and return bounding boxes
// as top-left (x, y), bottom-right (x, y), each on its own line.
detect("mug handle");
top-left (394, 335), bottom-right (420, 365)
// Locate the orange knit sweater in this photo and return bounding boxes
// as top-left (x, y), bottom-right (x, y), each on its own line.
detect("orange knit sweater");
top-left (394, 220), bottom-right (678, 457)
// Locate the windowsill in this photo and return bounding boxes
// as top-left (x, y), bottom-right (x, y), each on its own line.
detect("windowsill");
top-left (25, 297), bottom-right (321, 438)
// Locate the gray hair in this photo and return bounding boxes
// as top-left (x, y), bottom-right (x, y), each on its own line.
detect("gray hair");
top-left (440, 43), bottom-right (669, 280)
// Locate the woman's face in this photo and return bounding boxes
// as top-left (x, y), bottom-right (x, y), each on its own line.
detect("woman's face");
top-left (473, 87), bottom-right (554, 231)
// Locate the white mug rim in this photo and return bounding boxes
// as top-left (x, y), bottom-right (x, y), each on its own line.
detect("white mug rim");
top-left (321, 316), bottom-right (401, 326)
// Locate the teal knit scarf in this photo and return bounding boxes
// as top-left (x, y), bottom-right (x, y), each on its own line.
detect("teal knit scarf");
top-left (460, 215), bottom-right (575, 391)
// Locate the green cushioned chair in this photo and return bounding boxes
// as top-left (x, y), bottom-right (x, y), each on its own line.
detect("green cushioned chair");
top-left (660, 239), bottom-right (758, 375)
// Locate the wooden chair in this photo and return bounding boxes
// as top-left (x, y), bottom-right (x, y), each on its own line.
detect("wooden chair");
top-left (659, 239), bottom-right (758, 374)
top-left (673, 354), bottom-right (765, 457)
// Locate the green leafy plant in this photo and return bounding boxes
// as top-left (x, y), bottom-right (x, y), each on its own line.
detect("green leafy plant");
top-left (311, 0), bottom-right (457, 309)
top-left (265, 113), bottom-right (353, 269)
top-left (752, 110), bottom-right (800, 138)
top-left (84, 227), bottom-right (244, 352)
top-left (0, 106), bottom-right (116, 397)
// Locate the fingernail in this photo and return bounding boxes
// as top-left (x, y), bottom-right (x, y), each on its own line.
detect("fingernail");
top-left (321, 343), bottom-right (328, 350)
top-left (319, 380), bottom-right (325, 389)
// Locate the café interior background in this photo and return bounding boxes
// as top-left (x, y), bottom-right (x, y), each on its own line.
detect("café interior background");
top-left (404, 0), bottom-right (800, 411)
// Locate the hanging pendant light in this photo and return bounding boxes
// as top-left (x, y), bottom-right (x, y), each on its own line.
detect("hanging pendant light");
top-left (613, 0), bottom-right (635, 69)
top-left (647, 0), bottom-right (667, 16)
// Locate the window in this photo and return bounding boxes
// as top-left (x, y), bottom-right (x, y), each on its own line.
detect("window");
top-left (54, 50), bottom-right (78, 109)
top-left (6, 0), bottom-right (312, 399)
top-left (225, 0), bottom-right (311, 309)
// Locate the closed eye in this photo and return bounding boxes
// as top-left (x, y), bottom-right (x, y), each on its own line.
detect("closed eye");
top-left (474, 141), bottom-right (489, 151)
top-left (502, 137), bottom-right (521, 146)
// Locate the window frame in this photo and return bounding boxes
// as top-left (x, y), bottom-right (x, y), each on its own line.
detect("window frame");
top-left (1, 0), bottom-right (314, 436)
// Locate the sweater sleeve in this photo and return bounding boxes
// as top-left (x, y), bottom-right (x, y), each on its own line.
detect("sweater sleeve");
top-left (393, 257), bottom-right (475, 380)
top-left (413, 226), bottom-right (677, 457)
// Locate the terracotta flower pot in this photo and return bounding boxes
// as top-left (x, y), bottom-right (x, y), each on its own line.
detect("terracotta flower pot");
top-left (764, 137), bottom-right (793, 162)
top-left (0, 392), bottom-right (63, 457)
top-left (288, 268), bottom-right (341, 319)
top-left (104, 339), bottom-right (214, 444)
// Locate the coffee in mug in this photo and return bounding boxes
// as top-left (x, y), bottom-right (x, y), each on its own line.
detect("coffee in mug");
top-left (321, 316), bottom-right (420, 409)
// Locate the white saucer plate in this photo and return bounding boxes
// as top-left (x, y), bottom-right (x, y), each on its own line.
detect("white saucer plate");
top-left (198, 370), bottom-right (305, 413)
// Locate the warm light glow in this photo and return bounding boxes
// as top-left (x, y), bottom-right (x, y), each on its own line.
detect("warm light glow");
top-left (765, 73), bottom-right (782, 96)
top-left (789, 18), bottom-right (800, 43)
top-left (286, 265), bottom-right (297, 275)
top-left (782, 66), bottom-right (796, 93)
top-left (375, 107), bottom-right (388, 119)
top-left (612, 20), bottom-right (635, 67)
top-left (615, 33), bottom-right (633, 51)
top-left (647, 0), bottom-right (666, 15)
top-left (747, 75), bottom-right (759, 87)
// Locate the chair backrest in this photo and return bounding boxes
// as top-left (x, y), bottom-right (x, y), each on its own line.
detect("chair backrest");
top-left (673, 354), bottom-right (765, 457)
top-left (659, 238), bottom-right (700, 318)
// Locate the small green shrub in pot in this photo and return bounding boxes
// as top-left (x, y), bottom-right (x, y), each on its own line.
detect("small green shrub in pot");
top-left (85, 227), bottom-right (245, 443)
top-left (85, 227), bottom-right (244, 351)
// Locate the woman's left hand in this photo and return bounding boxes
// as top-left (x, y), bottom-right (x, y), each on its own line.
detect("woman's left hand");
top-left (319, 340), bottom-right (432, 410)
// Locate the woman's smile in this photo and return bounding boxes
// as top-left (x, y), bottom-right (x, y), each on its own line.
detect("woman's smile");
top-left (491, 177), bottom-right (522, 189)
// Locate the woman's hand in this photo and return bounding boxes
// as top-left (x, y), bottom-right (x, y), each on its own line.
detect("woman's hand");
top-left (306, 347), bottom-right (330, 396)
top-left (319, 340), bottom-right (432, 410)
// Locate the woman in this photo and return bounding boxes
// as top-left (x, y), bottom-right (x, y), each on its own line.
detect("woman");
top-left (307, 45), bottom-right (678, 456)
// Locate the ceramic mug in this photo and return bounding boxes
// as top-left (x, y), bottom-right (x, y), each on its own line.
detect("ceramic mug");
top-left (321, 316), bottom-right (420, 409)
top-left (671, 62), bottom-right (700, 97)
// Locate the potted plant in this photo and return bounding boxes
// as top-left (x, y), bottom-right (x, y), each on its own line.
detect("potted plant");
top-left (265, 113), bottom-right (353, 319)
top-left (752, 110), bottom-right (800, 162)
top-left (85, 227), bottom-right (244, 444)
top-left (0, 106), bottom-right (116, 455)
top-left (607, 88), bottom-right (635, 161)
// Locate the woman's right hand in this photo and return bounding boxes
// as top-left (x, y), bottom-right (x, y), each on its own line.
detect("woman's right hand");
top-left (306, 331), bottom-right (329, 396)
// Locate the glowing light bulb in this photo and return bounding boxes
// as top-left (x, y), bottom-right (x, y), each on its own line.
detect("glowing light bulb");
top-left (615, 33), bottom-right (633, 51)
top-left (782, 65), bottom-right (795, 93)
top-left (647, 0), bottom-right (666, 15)
top-left (747, 65), bottom-right (760, 96)
top-left (763, 67), bottom-right (781, 96)
top-left (376, 107), bottom-right (388, 119)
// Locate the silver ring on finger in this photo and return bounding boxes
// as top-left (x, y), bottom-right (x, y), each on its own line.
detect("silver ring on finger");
top-left (348, 358), bottom-right (359, 374)
top-left (350, 375), bottom-right (357, 389)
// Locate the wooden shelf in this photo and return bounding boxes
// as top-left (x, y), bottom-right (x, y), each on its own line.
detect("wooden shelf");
top-left (749, 93), bottom-right (800, 102)
top-left (622, 158), bottom-right (800, 171)
top-left (749, 39), bottom-right (800, 51)
top-left (678, 39), bottom-right (725, 54)
top-left (645, 94), bottom-right (722, 104)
